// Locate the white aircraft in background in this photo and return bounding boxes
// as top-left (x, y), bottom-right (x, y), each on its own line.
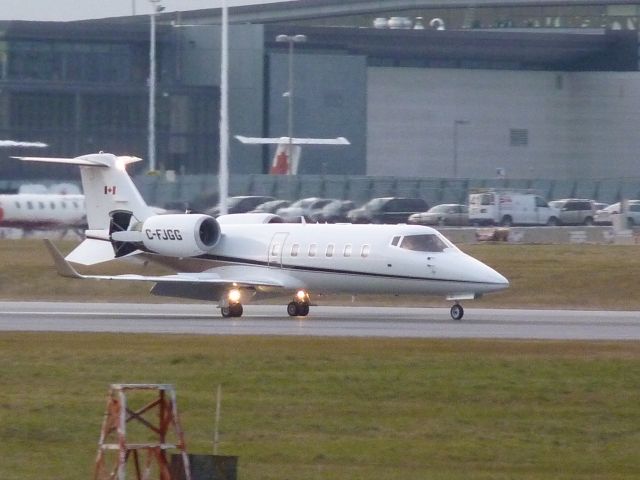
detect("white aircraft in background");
top-left (13, 152), bottom-right (508, 320)
top-left (0, 192), bottom-right (85, 235)
top-left (0, 140), bottom-right (85, 235)
top-left (235, 135), bottom-right (349, 174)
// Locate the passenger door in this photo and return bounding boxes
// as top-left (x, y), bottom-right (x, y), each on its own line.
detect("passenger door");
top-left (268, 232), bottom-right (289, 268)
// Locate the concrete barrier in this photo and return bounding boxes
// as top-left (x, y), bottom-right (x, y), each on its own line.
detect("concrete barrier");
top-left (438, 226), bottom-right (635, 245)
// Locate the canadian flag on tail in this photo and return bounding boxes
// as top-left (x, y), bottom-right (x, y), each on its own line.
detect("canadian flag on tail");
top-left (235, 135), bottom-right (349, 175)
top-left (104, 186), bottom-right (117, 195)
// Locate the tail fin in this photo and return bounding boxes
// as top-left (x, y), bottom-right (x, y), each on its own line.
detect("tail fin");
top-left (235, 136), bottom-right (350, 175)
top-left (12, 153), bottom-right (155, 229)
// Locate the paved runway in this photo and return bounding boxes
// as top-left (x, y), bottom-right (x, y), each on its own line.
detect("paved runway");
top-left (0, 301), bottom-right (639, 340)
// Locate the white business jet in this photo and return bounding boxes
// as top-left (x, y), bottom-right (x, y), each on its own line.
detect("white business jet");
top-left (14, 153), bottom-right (508, 320)
top-left (0, 192), bottom-right (85, 235)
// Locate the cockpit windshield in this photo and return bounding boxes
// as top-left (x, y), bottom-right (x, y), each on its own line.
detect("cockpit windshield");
top-left (399, 234), bottom-right (451, 252)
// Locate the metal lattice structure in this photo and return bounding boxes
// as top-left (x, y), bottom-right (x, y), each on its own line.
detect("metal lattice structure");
top-left (94, 384), bottom-right (191, 480)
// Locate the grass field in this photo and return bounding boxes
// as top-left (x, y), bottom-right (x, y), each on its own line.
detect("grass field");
top-left (2, 239), bottom-right (640, 479)
top-left (2, 334), bottom-right (640, 480)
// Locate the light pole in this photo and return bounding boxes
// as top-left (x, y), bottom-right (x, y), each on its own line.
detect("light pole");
top-left (452, 119), bottom-right (469, 178)
top-left (148, 0), bottom-right (164, 173)
top-left (275, 34), bottom-right (307, 174)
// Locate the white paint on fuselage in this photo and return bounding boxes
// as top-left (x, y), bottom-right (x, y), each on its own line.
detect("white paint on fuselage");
top-left (196, 222), bottom-right (508, 297)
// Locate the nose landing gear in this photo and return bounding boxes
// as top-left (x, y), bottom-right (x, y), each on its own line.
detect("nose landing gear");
top-left (450, 303), bottom-right (464, 321)
top-left (287, 290), bottom-right (310, 317)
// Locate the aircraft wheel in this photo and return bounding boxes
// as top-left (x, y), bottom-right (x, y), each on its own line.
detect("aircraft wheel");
top-left (450, 303), bottom-right (464, 321)
top-left (230, 303), bottom-right (243, 317)
top-left (287, 302), bottom-right (299, 316)
top-left (222, 303), bottom-right (243, 318)
top-left (299, 304), bottom-right (310, 316)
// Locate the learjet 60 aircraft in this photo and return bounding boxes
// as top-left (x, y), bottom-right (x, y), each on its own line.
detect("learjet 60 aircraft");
top-left (14, 153), bottom-right (509, 320)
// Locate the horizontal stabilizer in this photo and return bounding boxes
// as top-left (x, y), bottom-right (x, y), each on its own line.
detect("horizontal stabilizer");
top-left (12, 155), bottom-right (142, 167)
top-left (235, 135), bottom-right (350, 146)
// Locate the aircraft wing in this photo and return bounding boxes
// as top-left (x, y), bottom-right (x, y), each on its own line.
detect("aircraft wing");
top-left (44, 239), bottom-right (285, 288)
top-left (235, 135), bottom-right (350, 145)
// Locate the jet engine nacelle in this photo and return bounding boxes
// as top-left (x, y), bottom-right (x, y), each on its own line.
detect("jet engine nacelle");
top-left (141, 214), bottom-right (221, 257)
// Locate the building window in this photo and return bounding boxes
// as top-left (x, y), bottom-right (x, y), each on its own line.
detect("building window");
top-left (510, 129), bottom-right (528, 147)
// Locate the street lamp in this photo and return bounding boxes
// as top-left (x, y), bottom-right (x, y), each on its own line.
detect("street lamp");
top-left (275, 34), bottom-right (307, 174)
top-left (452, 119), bottom-right (470, 178)
top-left (148, 0), bottom-right (164, 173)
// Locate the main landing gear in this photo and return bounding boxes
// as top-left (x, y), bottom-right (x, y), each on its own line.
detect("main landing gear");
top-left (450, 303), bottom-right (464, 321)
top-left (287, 290), bottom-right (310, 317)
top-left (220, 288), bottom-right (312, 318)
top-left (221, 288), bottom-right (243, 318)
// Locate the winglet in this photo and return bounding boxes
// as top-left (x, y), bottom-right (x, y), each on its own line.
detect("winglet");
top-left (43, 239), bottom-right (84, 279)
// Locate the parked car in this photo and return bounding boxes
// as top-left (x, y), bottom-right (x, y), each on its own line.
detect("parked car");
top-left (548, 198), bottom-right (596, 225)
top-left (276, 197), bottom-right (334, 222)
top-left (594, 200), bottom-right (640, 226)
top-left (249, 199), bottom-right (291, 214)
top-left (347, 197), bottom-right (428, 224)
top-left (206, 195), bottom-right (275, 216)
top-left (408, 204), bottom-right (469, 227)
top-left (308, 199), bottom-right (356, 223)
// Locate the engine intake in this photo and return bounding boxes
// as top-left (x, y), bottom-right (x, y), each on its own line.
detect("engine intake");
top-left (141, 214), bottom-right (221, 257)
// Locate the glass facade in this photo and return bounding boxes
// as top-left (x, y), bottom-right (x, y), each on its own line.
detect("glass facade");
top-left (0, 26), bottom-right (218, 179)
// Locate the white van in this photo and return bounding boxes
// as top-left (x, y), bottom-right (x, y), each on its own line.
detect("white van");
top-left (468, 190), bottom-right (559, 226)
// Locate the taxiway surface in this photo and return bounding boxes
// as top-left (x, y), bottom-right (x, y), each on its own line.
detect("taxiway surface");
top-left (0, 301), bottom-right (639, 340)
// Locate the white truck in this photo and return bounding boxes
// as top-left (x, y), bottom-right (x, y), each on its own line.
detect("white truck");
top-left (468, 189), bottom-right (559, 226)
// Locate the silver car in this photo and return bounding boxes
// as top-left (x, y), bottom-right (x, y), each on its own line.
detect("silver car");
top-left (594, 200), bottom-right (640, 226)
top-left (408, 204), bottom-right (469, 226)
top-left (548, 199), bottom-right (596, 226)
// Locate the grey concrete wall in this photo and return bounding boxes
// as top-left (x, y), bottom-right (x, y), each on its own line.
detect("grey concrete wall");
top-left (267, 52), bottom-right (367, 175)
top-left (367, 68), bottom-right (640, 180)
top-left (179, 24), bottom-right (265, 173)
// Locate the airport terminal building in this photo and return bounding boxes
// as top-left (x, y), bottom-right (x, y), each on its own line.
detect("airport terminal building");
top-left (2, 0), bottom-right (640, 187)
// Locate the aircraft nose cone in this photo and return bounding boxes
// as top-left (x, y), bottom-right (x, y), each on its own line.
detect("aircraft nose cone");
top-left (489, 268), bottom-right (510, 290)
top-left (458, 253), bottom-right (509, 291)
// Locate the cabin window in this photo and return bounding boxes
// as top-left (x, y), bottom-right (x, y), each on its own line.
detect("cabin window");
top-left (343, 244), bottom-right (352, 257)
top-left (14, 201), bottom-right (21, 209)
top-left (73, 201), bottom-right (79, 208)
top-left (61, 201), bottom-right (67, 209)
top-left (38, 202), bottom-right (45, 209)
top-left (391, 236), bottom-right (401, 246)
top-left (361, 245), bottom-right (370, 258)
top-left (291, 243), bottom-right (299, 257)
top-left (27, 201), bottom-right (33, 210)
top-left (50, 202), bottom-right (55, 209)
top-left (400, 234), bottom-right (448, 253)
top-left (309, 244), bottom-right (317, 257)
top-left (326, 244), bottom-right (334, 257)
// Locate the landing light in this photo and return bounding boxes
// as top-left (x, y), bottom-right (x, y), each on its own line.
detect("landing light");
top-left (296, 290), bottom-right (307, 301)
top-left (228, 288), bottom-right (241, 303)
